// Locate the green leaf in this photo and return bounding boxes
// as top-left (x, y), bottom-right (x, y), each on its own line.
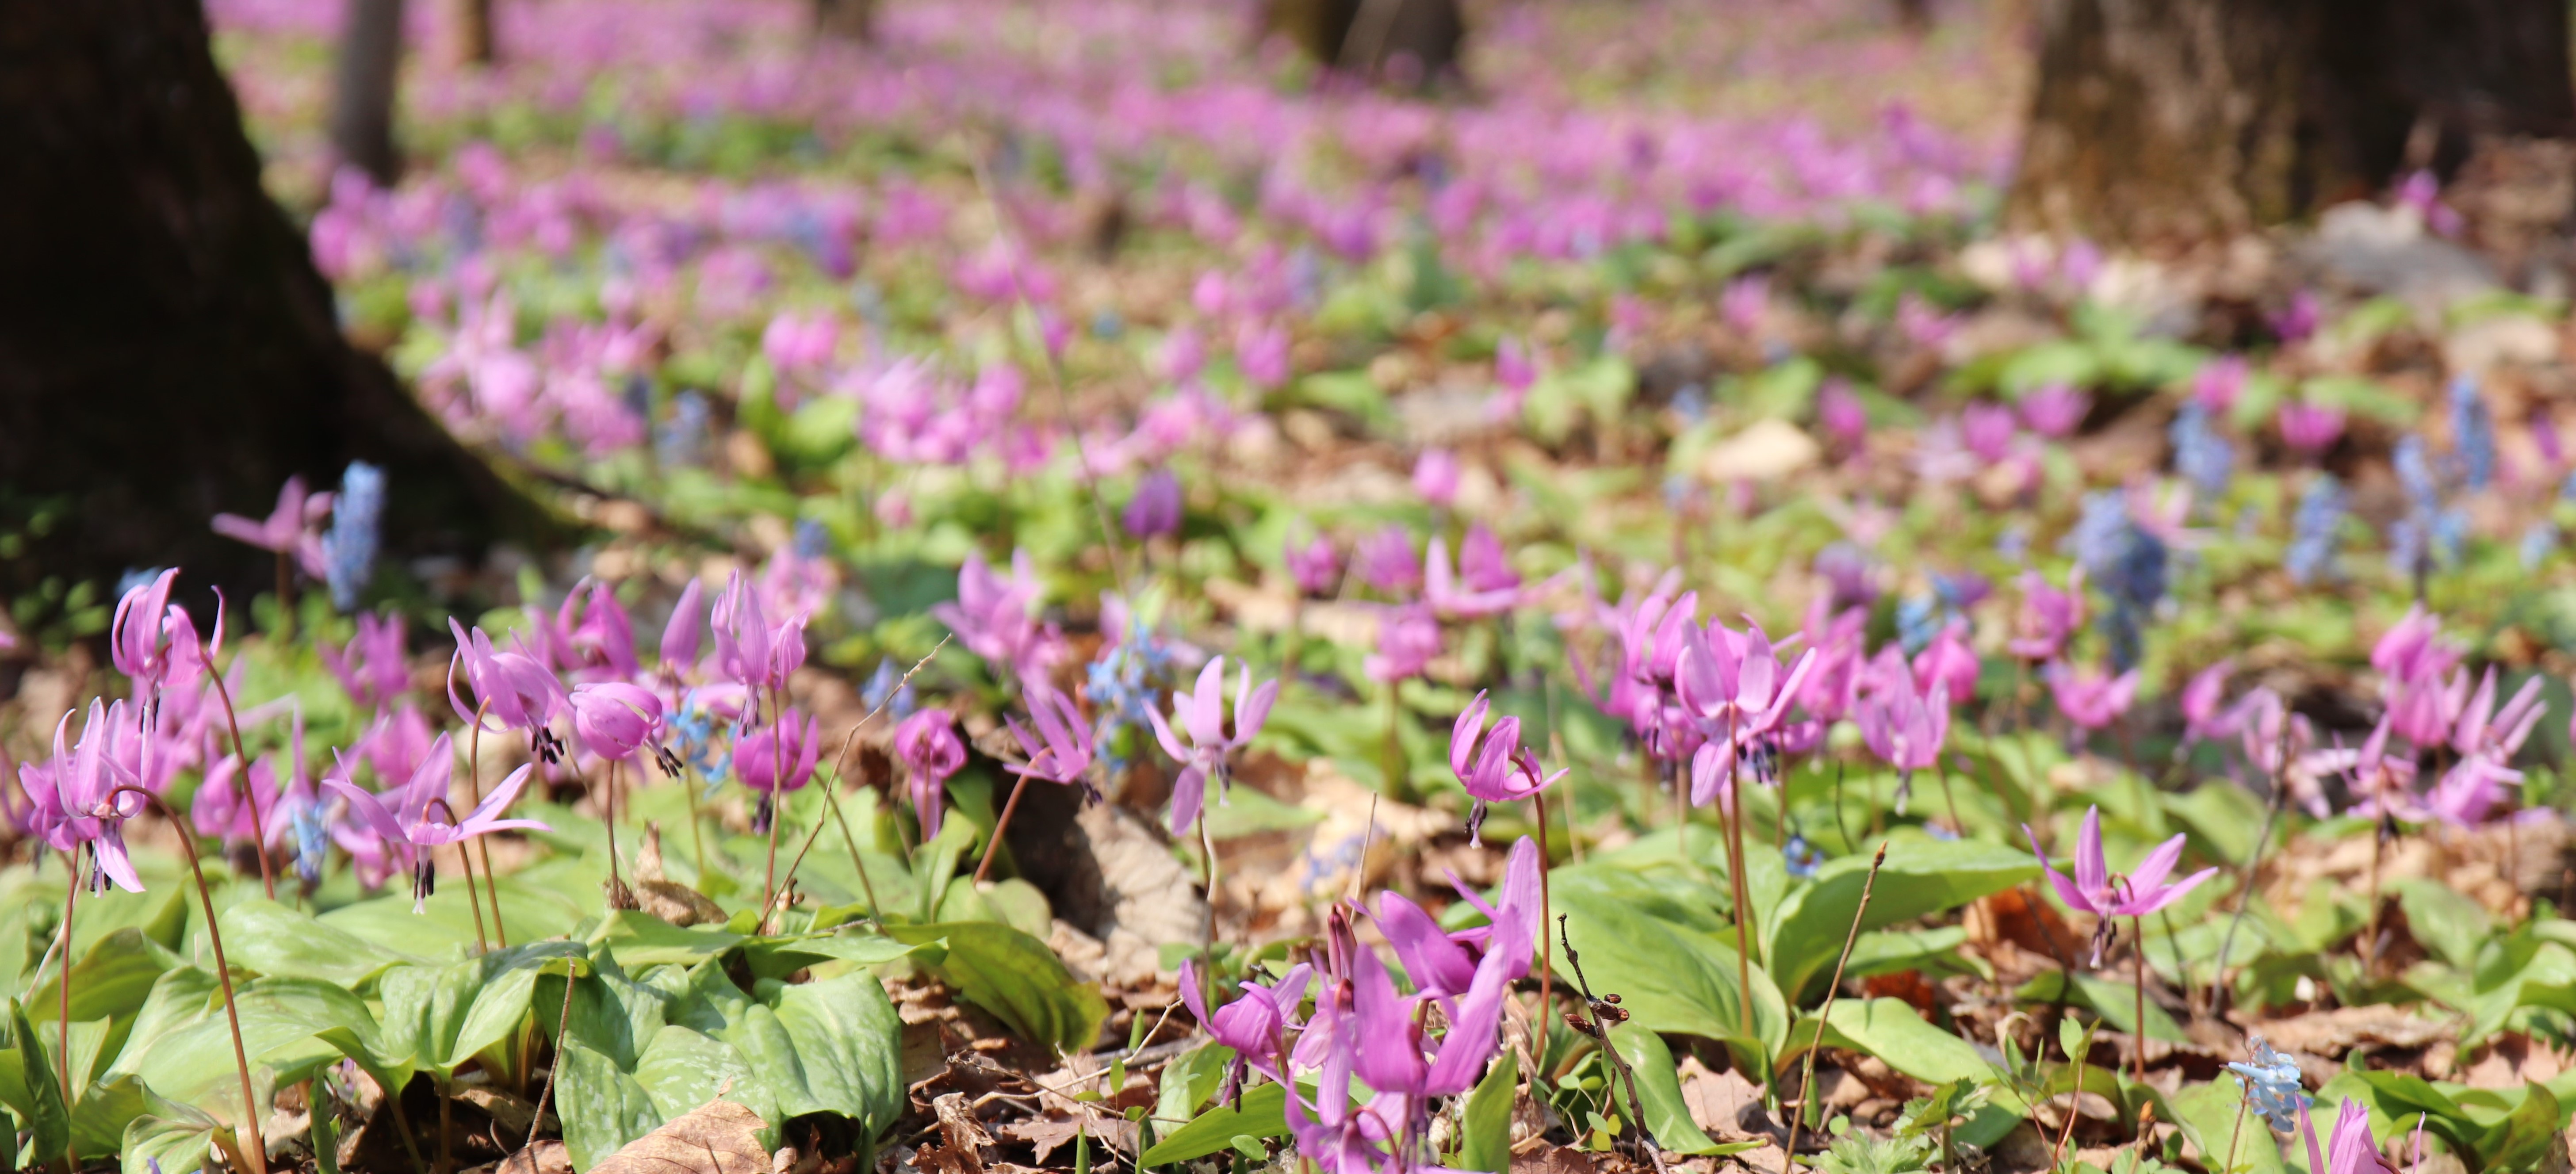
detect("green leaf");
top-left (1844, 928), bottom-right (1987, 983)
top-left (119, 1092), bottom-right (221, 1174)
top-left (2015, 972), bottom-right (2187, 1043)
top-left (1153, 1043), bottom-right (1235, 1130)
top-left (1606, 1024), bottom-right (1724, 1156)
top-left (761, 970), bottom-right (907, 1137)
top-left (1141, 1081), bottom-right (1291, 1165)
top-left (591, 910), bottom-right (747, 969)
top-left (24, 928), bottom-right (181, 1027)
top-left (883, 922), bottom-right (1107, 1055)
top-left (214, 898), bottom-right (415, 985)
top-left (1765, 835), bottom-right (2036, 1002)
top-left (2166, 1080), bottom-right (2284, 1174)
top-left (1551, 864), bottom-right (1788, 1071)
top-left (379, 941), bottom-right (586, 1078)
top-left (634, 1025), bottom-right (781, 1146)
top-left (70, 1074), bottom-right (149, 1160)
top-left (1780, 999), bottom-right (2023, 1147)
top-left (2392, 879), bottom-right (2493, 971)
top-left (3, 1001), bottom-right (68, 1163)
top-left (556, 1038), bottom-right (665, 1172)
top-left (1458, 1048), bottom-right (1516, 1172)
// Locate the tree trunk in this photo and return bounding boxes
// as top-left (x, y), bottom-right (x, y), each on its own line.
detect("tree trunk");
top-left (455, 0), bottom-right (494, 66)
top-left (812, 0), bottom-right (873, 41)
top-left (0, 0), bottom-right (544, 622)
top-left (2006, 0), bottom-right (2576, 251)
top-left (1259, 0), bottom-right (1464, 88)
top-left (330, 0), bottom-right (408, 184)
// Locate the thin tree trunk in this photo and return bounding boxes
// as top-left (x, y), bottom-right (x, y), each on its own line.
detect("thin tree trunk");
top-left (455, 0), bottom-right (494, 66)
top-left (331, 0), bottom-right (408, 185)
top-left (0, 0), bottom-right (545, 617)
top-left (2006, 0), bottom-right (2576, 252)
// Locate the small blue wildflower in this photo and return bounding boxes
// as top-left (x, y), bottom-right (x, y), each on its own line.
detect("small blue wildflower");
top-left (2522, 521), bottom-right (2558, 569)
top-left (324, 461), bottom-right (386, 612)
top-left (2450, 375), bottom-right (2497, 492)
top-left (2432, 505), bottom-right (2469, 567)
top-left (1783, 835), bottom-right (1825, 879)
top-left (2559, 470), bottom-right (2576, 503)
top-left (2395, 434), bottom-right (2441, 514)
top-left (1922, 821), bottom-right (1960, 841)
top-left (1083, 620), bottom-right (1181, 775)
top-left (862, 656), bottom-right (919, 721)
top-left (292, 801), bottom-right (331, 886)
top-left (1091, 309), bottom-right (1125, 340)
top-left (2286, 474), bottom-right (2346, 586)
top-left (793, 518), bottom-right (829, 561)
top-left (658, 390), bottom-right (710, 467)
top-left (2168, 402), bottom-right (2236, 499)
top-left (2226, 1036), bottom-right (2309, 1133)
top-left (1895, 592), bottom-right (1942, 655)
top-left (1996, 523), bottom-right (2032, 563)
top-left (623, 372), bottom-right (652, 421)
top-left (2064, 490), bottom-right (2166, 672)
top-left (1671, 384), bottom-right (1708, 425)
top-left (667, 696), bottom-right (730, 783)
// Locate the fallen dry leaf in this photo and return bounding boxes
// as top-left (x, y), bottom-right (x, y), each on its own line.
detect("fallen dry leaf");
top-left (490, 1140), bottom-right (574, 1174)
top-left (2246, 1004), bottom-right (2455, 1057)
top-left (590, 1099), bottom-right (769, 1174)
top-left (994, 1117), bottom-right (1089, 1166)
top-left (1511, 1144), bottom-right (1601, 1174)
top-left (1674, 1057), bottom-right (1776, 1143)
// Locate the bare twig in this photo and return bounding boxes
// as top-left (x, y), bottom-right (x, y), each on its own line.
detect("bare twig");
top-left (1557, 915), bottom-right (1671, 1174)
top-left (771, 638), bottom-right (949, 914)
top-left (1784, 843), bottom-right (1887, 1174)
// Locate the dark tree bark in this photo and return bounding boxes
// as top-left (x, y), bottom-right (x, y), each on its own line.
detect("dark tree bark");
top-left (455, 0), bottom-right (495, 66)
top-left (1259, 0), bottom-right (1464, 87)
top-left (2007, 0), bottom-right (2576, 251)
top-left (330, 0), bottom-right (408, 184)
top-left (0, 0), bottom-right (545, 617)
top-left (811, 0), bottom-right (873, 41)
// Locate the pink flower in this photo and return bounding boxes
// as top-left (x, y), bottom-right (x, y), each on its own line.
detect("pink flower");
top-left (570, 681), bottom-right (666, 763)
top-left (447, 619), bottom-right (567, 748)
top-left (1961, 403), bottom-right (2017, 463)
top-left (1364, 604), bottom-right (1442, 684)
top-left (2278, 402), bottom-right (2346, 454)
top-left (1457, 525), bottom-right (1519, 593)
top-left (323, 612), bottom-right (411, 711)
top-left (2007, 568), bottom-right (2085, 661)
top-left (2297, 1092), bottom-right (2392, 1174)
top-left (1005, 683), bottom-right (1096, 794)
top-left (2020, 383), bottom-right (2091, 438)
top-left (111, 569), bottom-right (221, 702)
top-left (712, 570), bottom-right (807, 694)
top-left (893, 710), bottom-right (965, 840)
top-left (2194, 356), bottom-right (2249, 413)
top-left (2024, 805), bottom-right (2218, 964)
top-left (1424, 537), bottom-right (1519, 620)
top-left (735, 708), bottom-right (822, 795)
top-left (211, 475), bottom-right (333, 576)
top-left (27, 700), bottom-right (153, 893)
top-left (1912, 623), bottom-right (1979, 706)
top-left (1352, 526), bottom-right (1420, 595)
top-left (1857, 673), bottom-right (1949, 776)
top-left (1412, 449), bottom-right (1461, 509)
top-left (1448, 693), bottom-right (1566, 842)
top-left (1818, 379), bottom-right (1868, 449)
top-left (660, 578), bottom-right (706, 675)
top-left (930, 550), bottom-right (1063, 681)
top-left (2045, 662), bottom-right (2139, 731)
top-left (1146, 657), bottom-right (1278, 834)
top-left (326, 734), bottom-right (546, 911)
top-left (1178, 956), bottom-right (1312, 1092)
top-left (1286, 534), bottom-right (1340, 596)
top-left (2178, 660), bottom-right (2235, 746)
top-left (1124, 470), bottom-right (1183, 538)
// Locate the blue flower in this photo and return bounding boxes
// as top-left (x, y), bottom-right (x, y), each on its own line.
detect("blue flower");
top-left (2064, 490), bottom-right (2166, 672)
top-left (793, 518), bottom-right (829, 560)
top-left (667, 696), bottom-right (731, 783)
top-left (2226, 1037), bottom-right (2308, 1133)
top-left (2168, 402), bottom-right (2235, 499)
top-left (2450, 375), bottom-right (2497, 492)
top-left (1783, 835), bottom-right (1825, 879)
top-left (292, 802), bottom-right (331, 886)
top-left (862, 656), bottom-right (919, 721)
top-left (658, 390), bottom-right (711, 467)
top-left (2287, 474), bottom-right (2346, 585)
top-left (2525, 522), bottom-right (2561, 569)
top-left (324, 461), bottom-right (385, 612)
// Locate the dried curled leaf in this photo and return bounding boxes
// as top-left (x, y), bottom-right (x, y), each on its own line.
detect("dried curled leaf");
top-left (589, 1098), bottom-right (770, 1174)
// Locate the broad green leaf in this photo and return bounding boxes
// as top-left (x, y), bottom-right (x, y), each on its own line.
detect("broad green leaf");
top-left (126, 977), bottom-right (377, 1120)
top-left (119, 1092), bottom-right (221, 1174)
top-left (2484, 1082), bottom-right (2561, 1171)
top-left (318, 877), bottom-right (586, 959)
top-left (103, 967), bottom-right (220, 1078)
top-left (1551, 865), bottom-right (1787, 1071)
top-left (556, 1038), bottom-right (663, 1172)
top-left (2016, 972), bottom-right (2187, 1043)
top-left (1844, 927), bottom-right (1987, 982)
top-left (884, 922), bottom-right (1107, 1055)
top-left (740, 931), bottom-right (922, 978)
top-left (70, 1074), bottom-right (149, 1159)
top-left (24, 929), bottom-right (181, 1027)
top-left (633, 1025), bottom-right (781, 1147)
top-left (766, 971), bottom-right (905, 1136)
top-left (1458, 1049), bottom-right (1516, 1172)
top-left (214, 898), bottom-right (414, 985)
top-left (1765, 835), bottom-right (2036, 1002)
top-left (591, 910), bottom-right (746, 969)
top-left (1141, 1081), bottom-right (1291, 1165)
top-left (1606, 1024), bottom-right (1722, 1156)
top-left (2392, 879), bottom-right (2493, 971)
top-left (2167, 1080), bottom-right (2284, 1174)
top-left (380, 941), bottom-right (586, 1078)
top-left (3, 1001), bottom-right (68, 1163)
top-left (1780, 999), bottom-right (2022, 1146)
top-left (1153, 1044), bottom-right (1234, 1130)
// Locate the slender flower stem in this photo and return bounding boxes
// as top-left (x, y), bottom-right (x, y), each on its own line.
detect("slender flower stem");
top-left (1723, 715), bottom-right (1755, 1041)
top-left (466, 700), bottom-right (507, 948)
top-left (772, 639), bottom-right (947, 910)
top-left (1784, 843), bottom-right (1888, 1174)
top-left (973, 774), bottom-right (1033, 886)
top-left (57, 853), bottom-right (76, 1174)
top-left (605, 757), bottom-right (632, 910)
top-left (825, 795), bottom-right (883, 918)
top-left (2133, 914), bottom-right (2147, 1085)
top-left (762, 684), bottom-right (786, 930)
top-left (525, 957), bottom-right (578, 1164)
top-left (1531, 793), bottom-right (1554, 1025)
top-left (108, 786), bottom-right (266, 1174)
top-left (204, 667), bottom-right (278, 899)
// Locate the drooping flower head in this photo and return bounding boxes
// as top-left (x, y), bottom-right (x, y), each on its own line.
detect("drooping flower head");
top-left (893, 709), bottom-right (965, 840)
top-left (1448, 692), bottom-right (1566, 843)
top-left (2024, 806), bottom-right (2218, 964)
top-left (1147, 657), bottom-right (1277, 834)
